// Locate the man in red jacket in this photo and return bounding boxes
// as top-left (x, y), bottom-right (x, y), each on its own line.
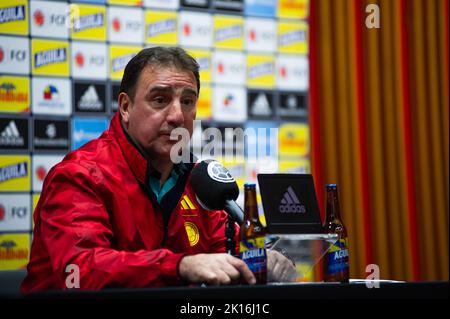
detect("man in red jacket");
top-left (22, 47), bottom-right (295, 292)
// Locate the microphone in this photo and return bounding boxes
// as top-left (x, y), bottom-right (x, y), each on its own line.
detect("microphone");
top-left (190, 159), bottom-right (244, 223)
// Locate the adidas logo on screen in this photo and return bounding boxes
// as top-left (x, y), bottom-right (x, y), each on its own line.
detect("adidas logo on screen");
top-left (0, 120), bottom-right (24, 146)
top-left (251, 93), bottom-right (271, 116)
top-left (79, 85), bottom-right (102, 110)
top-left (279, 186), bottom-right (306, 213)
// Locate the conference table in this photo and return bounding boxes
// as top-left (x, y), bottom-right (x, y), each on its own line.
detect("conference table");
top-left (1, 280), bottom-right (447, 316)
top-left (18, 281), bottom-right (446, 299)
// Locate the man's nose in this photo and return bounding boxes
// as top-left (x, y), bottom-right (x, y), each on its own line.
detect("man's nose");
top-left (166, 100), bottom-right (184, 127)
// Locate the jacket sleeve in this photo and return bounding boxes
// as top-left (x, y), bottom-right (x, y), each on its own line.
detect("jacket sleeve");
top-left (38, 162), bottom-right (186, 290)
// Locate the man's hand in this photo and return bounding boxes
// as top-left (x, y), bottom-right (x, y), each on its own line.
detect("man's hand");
top-left (267, 249), bottom-right (298, 283)
top-left (179, 253), bottom-right (256, 286)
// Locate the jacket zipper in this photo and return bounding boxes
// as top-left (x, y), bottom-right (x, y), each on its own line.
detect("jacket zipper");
top-left (142, 183), bottom-right (169, 246)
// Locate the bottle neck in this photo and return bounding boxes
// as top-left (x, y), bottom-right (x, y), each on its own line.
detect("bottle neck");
top-left (244, 187), bottom-right (259, 221)
top-left (326, 188), bottom-right (341, 221)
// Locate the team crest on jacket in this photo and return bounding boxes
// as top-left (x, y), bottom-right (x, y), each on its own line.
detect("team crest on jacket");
top-left (184, 222), bottom-right (199, 247)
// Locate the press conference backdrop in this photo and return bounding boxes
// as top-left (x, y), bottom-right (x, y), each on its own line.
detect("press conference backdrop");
top-left (0, 0), bottom-right (311, 272)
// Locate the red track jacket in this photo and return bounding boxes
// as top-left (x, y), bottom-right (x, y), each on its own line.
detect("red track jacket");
top-left (21, 113), bottom-right (237, 292)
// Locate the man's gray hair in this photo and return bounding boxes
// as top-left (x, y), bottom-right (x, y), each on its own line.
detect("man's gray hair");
top-left (119, 46), bottom-right (200, 101)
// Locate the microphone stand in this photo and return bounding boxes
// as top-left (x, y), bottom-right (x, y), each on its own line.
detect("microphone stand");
top-left (223, 200), bottom-right (243, 257)
top-left (225, 216), bottom-right (238, 257)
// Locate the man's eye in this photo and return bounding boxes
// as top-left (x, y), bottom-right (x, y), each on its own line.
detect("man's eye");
top-left (153, 96), bottom-right (168, 105)
top-left (182, 98), bottom-right (195, 107)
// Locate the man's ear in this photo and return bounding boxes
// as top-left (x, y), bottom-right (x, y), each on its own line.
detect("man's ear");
top-left (118, 92), bottom-right (132, 125)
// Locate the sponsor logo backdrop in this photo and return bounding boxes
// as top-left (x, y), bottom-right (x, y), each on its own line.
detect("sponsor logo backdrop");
top-left (0, 0), bottom-right (310, 270)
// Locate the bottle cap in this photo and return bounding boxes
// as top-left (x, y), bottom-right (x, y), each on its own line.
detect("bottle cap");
top-left (326, 184), bottom-right (337, 189)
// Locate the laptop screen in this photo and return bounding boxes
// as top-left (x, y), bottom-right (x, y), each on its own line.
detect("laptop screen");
top-left (257, 174), bottom-right (323, 234)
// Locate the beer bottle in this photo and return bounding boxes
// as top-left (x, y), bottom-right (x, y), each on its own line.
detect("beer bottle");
top-left (323, 184), bottom-right (350, 283)
top-left (239, 183), bottom-right (267, 284)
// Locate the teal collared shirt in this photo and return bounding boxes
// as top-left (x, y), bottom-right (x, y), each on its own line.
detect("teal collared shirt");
top-left (148, 163), bottom-right (188, 204)
top-left (120, 120), bottom-right (190, 204)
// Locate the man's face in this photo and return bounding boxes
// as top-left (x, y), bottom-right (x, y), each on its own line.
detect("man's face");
top-left (119, 65), bottom-right (198, 159)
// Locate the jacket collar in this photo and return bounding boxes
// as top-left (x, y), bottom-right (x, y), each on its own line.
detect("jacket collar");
top-left (109, 113), bottom-right (196, 186)
top-left (109, 112), bottom-right (148, 185)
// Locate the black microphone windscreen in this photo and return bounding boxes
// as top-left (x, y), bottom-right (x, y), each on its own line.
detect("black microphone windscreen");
top-left (190, 160), bottom-right (239, 210)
